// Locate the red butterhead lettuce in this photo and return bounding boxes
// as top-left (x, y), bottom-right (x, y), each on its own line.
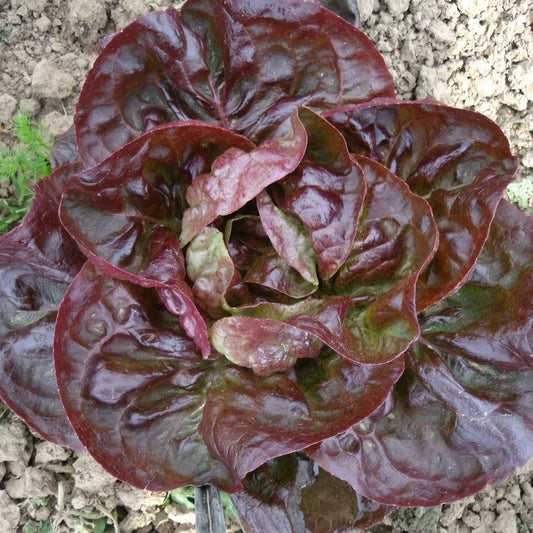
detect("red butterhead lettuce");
top-left (0, 1), bottom-right (531, 531)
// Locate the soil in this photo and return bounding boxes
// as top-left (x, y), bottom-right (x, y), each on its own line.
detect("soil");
top-left (0, 0), bottom-right (532, 532)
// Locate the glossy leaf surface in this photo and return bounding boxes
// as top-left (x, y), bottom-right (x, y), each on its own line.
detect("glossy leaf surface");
top-left (55, 262), bottom-right (404, 490)
top-left (307, 201), bottom-right (533, 506)
top-left (327, 100), bottom-right (517, 309)
top-left (0, 163), bottom-right (85, 449)
top-left (74, 0), bottom-right (394, 165)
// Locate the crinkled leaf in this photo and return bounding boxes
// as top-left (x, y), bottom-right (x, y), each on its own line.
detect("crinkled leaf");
top-left (326, 100), bottom-right (517, 309)
top-left (60, 122), bottom-right (252, 355)
top-left (421, 199), bottom-right (533, 370)
top-left (272, 108), bottom-right (367, 280)
top-left (307, 343), bottom-right (533, 506)
top-left (75, 0), bottom-right (394, 165)
top-left (240, 156), bottom-right (437, 366)
top-left (307, 202), bottom-right (533, 506)
top-left (256, 190), bottom-right (318, 285)
top-left (54, 261), bottom-right (237, 491)
top-left (186, 227), bottom-right (243, 318)
top-left (180, 112), bottom-right (307, 245)
top-left (0, 163), bottom-right (85, 449)
top-left (244, 249), bottom-right (318, 299)
top-left (232, 454), bottom-right (392, 533)
top-left (199, 348), bottom-right (404, 480)
top-left (224, 215), bottom-right (270, 271)
top-left (55, 262), bottom-right (404, 491)
top-left (210, 316), bottom-right (323, 375)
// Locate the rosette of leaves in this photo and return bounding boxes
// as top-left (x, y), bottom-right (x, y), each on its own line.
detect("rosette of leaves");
top-left (0, 1), bottom-right (532, 531)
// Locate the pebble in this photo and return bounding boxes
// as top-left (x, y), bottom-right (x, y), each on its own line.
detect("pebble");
top-left (31, 58), bottom-right (76, 99)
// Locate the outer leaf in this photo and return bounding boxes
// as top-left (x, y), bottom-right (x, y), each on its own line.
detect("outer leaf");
top-left (232, 454), bottom-right (392, 533)
top-left (326, 100), bottom-right (518, 309)
top-left (180, 112), bottom-right (307, 245)
top-left (307, 201), bottom-right (533, 506)
top-left (50, 125), bottom-right (79, 169)
top-left (307, 344), bottom-right (533, 506)
top-left (60, 122), bottom-right (252, 355)
top-left (54, 261), bottom-right (237, 491)
top-left (199, 349), bottom-right (404, 480)
top-left (421, 199), bottom-right (533, 370)
top-left (74, 0), bottom-right (394, 165)
top-left (0, 163), bottom-right (85, 449)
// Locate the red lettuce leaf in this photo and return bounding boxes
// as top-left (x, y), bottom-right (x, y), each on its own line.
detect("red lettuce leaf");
top-left (199, 348), bottom-right (404, 480)
top-left (256, 191), bottom-right (318, 285)
top-left (50, 125), bottom-right (80, 169)
top-left (74, 0), bottom-right (394, 165)
top-left (232, 454), bottom-right (392, 533)
top-left (421, 199), bottom-right (533, 370)
top-left (180, 112), bottom-right (307, 246)
top-left (307, 344), bottom-right (533, 506)
top-left (185, 227), bottom-right (244, 318)
top-left (60, 122), bottom-right (252, 355)
top-left (306, 201), bottom-right (533, 506)
top-left (0, 163), bottom-right (85, 449)
top-left (326, 100), bottom-right (518, 309)
top-left (54, 262), bottom-right (403, 491)
top-left (54, 261), bottom-right (238, 491)
top-left (243, 249), bottom-right (318, 299)
top-left (210, 316), bottom-right (324, 375)
top-left (265, 108), bottom-right (367, 280)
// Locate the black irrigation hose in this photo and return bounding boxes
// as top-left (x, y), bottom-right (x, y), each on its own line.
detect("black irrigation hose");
top-left (195, 486), bottom-right (227, 533)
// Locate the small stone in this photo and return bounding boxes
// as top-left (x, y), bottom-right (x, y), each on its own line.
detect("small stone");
top-left (416, 65), bottom-right (450, 102)
top-left (31, 59), bottom-right (76, 99)
top-left (34, 15), bottom-right (51, 32)
top-left (34, 441), bottom-right (72, 464)
top-left (68, 0), bottom-right (108, 44)
top-left (0, 94), bottom-right (17, 125)
top-left (508, 61), bottom-right (533, 101)
top-left (492, 510), bottom-right (517, 533)
top-left (4, 467), bottom-right (57, 499)
top-left (0, 462), bottom-right (6, 482)
top-left (0, 421), bottom-right (31, 464)
top-left (479, 510), bottom-right (496, 525)
top-left (115, 484), bottom-right (166, 511)
top-left (428, 20), bottom-right (455, 44)
top-left (462, 509), bottom-right (481, 529)
top-left (355, 0), bottom-right (376, 23)
top-left (456, 0), bottom-right (485, 18)
top-left (18, 97), bottom-right (41, 117)
top-left (25, 0), bottom-right (48, 13)
top-left (72, 453), bottom-right (117, 492)
top-left (505, 483), bottom-right (522, 505)
top-left (383, 0), bottom-right (410, 17)
top-left (496, 498), bottom-right (513, 513)
top-left (0, 490), bottom-right (20, 532)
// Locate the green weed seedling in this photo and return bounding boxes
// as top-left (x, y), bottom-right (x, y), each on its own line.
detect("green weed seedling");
top-left (0, 111), bottom-right (52, 233)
